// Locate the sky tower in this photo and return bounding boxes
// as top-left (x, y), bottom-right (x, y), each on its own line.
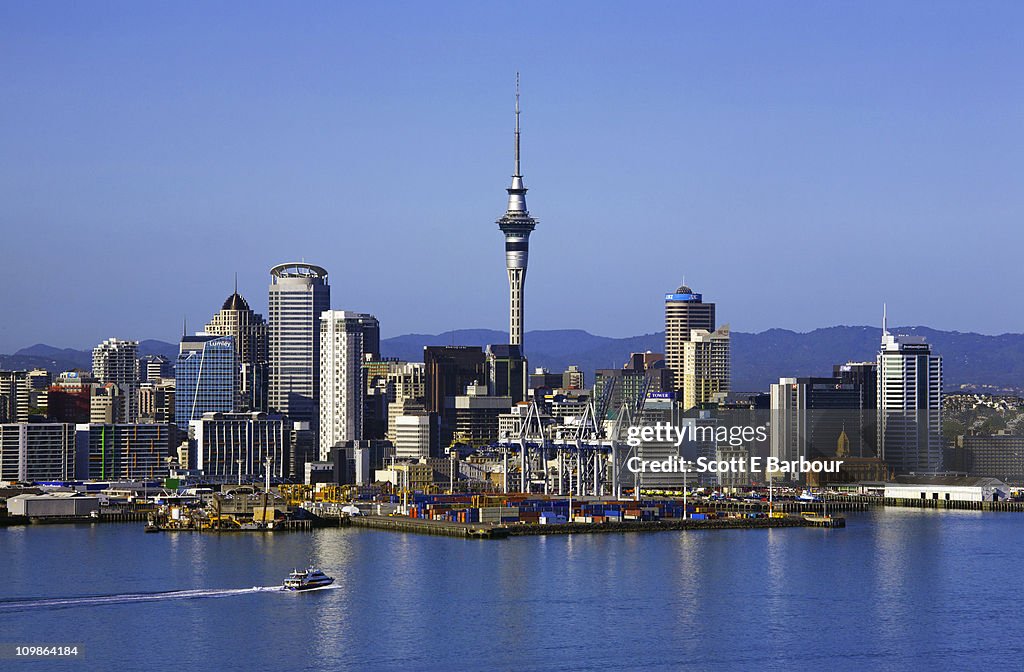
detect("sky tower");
top-left (496, 73), bottom-right (538, 348)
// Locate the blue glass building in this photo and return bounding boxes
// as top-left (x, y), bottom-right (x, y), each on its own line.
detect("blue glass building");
top-left (175, 334), bottom-right (237, 431)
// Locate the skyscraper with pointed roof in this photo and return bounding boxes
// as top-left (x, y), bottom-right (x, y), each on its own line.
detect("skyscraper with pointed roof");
top-left (205, 275), bottom-right (269, 411)
top-left (496, 74), bottom-right (538, 348)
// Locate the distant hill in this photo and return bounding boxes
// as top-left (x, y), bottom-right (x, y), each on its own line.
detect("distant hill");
top-left (4, 327), bottom-right (1023, 394)
top-left (379, 326), bottom-right (1024, 394)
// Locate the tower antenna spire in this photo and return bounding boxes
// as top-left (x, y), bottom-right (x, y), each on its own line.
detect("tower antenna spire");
top-left (514, 71), bottom-right (521, 178)
top-left (882, 303), bottom-right (888, 337)
top-left (234, 271), bottom-right (238, 296)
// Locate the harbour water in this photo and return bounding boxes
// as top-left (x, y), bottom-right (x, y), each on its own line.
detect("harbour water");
top-left (2, 508), bottom-right (1023, 671)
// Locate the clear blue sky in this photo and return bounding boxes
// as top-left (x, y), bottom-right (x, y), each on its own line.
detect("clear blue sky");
top-left (1, 1), bottom-right (1021, 352)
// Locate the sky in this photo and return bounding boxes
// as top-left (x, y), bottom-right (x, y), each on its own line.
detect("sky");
top-left (1, 1), bottom-right (1021, 353)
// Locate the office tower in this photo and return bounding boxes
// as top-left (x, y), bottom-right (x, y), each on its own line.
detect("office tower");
top-left (486, 344), bottom-right (527, 402)
top-left (593, 353), bottom-right (673, 420)
top-left (834, 361), bottom-right (878, 454)
top-left (770, 377), bottom-right (863, 482)
top-left (956, 433), bottom-right (1024, 483)
top-left (424, 346), bottom-right (487, 447)
top-left (681, 326), bottom-right (731, 411)
top-left (664, 284), bottom-right (716, 397)
top-left (92, 338), bottom-right (140, 422)
top-left (529, 368), bottom-right (563, 392)
top-left (141, 355), bottom-right (173, 382)
top-left (268, 263), bottom-right (330, 432)
top-left (205, 284), bottom-right (270, 411)
top-left (174, 334), bottom-right (237, 431)
top-left (0, 423), bottom-right (76, 481)
top-left (191, 411), bottom-right (289, 479)
top-left (356, 314), bottom-right (381, 361)
top-left (75, 423), bottom-right (170, 480)
top-left (447, 383), bottom-right (514, 447)
top-left (0, 371), bottom-right (30, 423)
top-left (319, 311), bottom-right (365, 460)
top-left (877, 320), bottom-right (943, 474)
top-left (496, 75), bottom-right (538, 348)
top-left (562, 365), bottom-right (584, 390)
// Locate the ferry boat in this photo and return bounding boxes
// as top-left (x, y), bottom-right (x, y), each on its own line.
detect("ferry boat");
top-left (283, 568), bottom-right (335, 591)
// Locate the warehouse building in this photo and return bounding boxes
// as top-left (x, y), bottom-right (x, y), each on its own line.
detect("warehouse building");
top-left (884, 476), bottom-right (1009, 502)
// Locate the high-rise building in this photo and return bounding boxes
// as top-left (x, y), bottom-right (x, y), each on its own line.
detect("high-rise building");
top-left (486, 344), bottom-right (527, 402)
top-left (562, 365), bottom-right (585, 390)
top-left (424, 346), bottom-right (487, 447)
top-left (175, 334), bottom-right (237, 431)
top-left (0, 371), bottom-right (30, 423)
top-left (664, 284), bottom-right (716, 398)
top-left (268, 263), bottom-right (330, 433)
top-left (593, 353), bottom-right (674, 420)
top-left (770, 377), bottom-right (864, 482)
top-left (141, 355), bottom-right (173, 382)
top-left (681, 326), bottom-right (731, 410)
top-left (75, 423), bottom-right (171, 480)
top-left (0, 423), bottom-right (76, 482)
top-left (319, 311), bottom-right (366, 459)
top-left (90, 383), bottom-right (123, 424)
top-left (191, 411), bottom-right (289, 480)
top-left (834, 361), bottom-right (878, 454)
top-left (92, 338), bottom-right (140, 422)
top-left (205, 285), bottom-right (270, 412)
top-left (877, 323), bottom-right (943, 474)
top-left (496, 75), bottom-right (538, 348)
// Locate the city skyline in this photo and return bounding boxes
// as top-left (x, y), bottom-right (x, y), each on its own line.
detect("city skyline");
top-left (2, 3), bottom-right (1022, 353)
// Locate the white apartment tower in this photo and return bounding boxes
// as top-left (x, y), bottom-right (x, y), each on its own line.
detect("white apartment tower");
top-left (877, 319), bottom-right (943, 474)
top-left (681, 326), bottom-right (731, 411)
top-left (319, 311), bottom-right (365, 460)
top-left (92, 338), bottom-right (140, 422)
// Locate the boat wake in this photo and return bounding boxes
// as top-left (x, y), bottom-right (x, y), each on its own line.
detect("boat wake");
top-left (0, 585), bottom-right (283, 612)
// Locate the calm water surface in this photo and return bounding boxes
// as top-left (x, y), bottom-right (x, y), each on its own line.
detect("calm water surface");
top-left (2, 508), bottom-right (1022, 671)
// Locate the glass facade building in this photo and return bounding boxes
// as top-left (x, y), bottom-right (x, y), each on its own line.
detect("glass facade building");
top-left (175, 335), bottom-right (237, 431)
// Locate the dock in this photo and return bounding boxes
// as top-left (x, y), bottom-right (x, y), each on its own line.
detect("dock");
top-left (347, 514), bottom-right (509, 539)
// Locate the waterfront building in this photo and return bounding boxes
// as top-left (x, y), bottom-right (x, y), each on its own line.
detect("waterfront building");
top-left (681, 326), bottom-right (730, 411)
top-left (92, 338), bottom-right (140, 422)
top-left (75, 423), bottom-right (171, 480)
top-left (267, 263), bottom-right (331, 433)
top-left (495, 75), bottom-right (538, 348)
top-left (205, 286), bottom-right (269, 411)
top-left (664, 284), bottom-right (716, 399)
top-left (191, 411), bottom-right (289, 480)
top-left (393, 411), bottom-right (438, 460)
top-left (319, 310), bottom-right (367, 460)
top-left (769, 376), bottom-right (864, 474)
top-left (877, 323), bottom-right (943, 474)
top-left (175, 334), bottom-right (237, 431)
top-left (884, 476), bottom-right (1008, 502)
top-left (0, 423), bottom-right (76, 482)
top-left (834, 360), bottom-right (878, 454)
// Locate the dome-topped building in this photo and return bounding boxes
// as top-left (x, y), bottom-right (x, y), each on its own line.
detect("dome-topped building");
top-left (205, 278), bottom-right (269, 412)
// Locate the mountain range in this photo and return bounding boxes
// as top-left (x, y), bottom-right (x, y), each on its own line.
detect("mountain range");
top-left (3, 327), bottom-right (1022, 394)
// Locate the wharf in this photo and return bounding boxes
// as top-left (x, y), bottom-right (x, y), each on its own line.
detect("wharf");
top-left (347, 514), bottom-right (508, 539)
top-left (346, 513), bottom-right (841, 539)
top-left (503, 515), bottom-right (839, 536)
